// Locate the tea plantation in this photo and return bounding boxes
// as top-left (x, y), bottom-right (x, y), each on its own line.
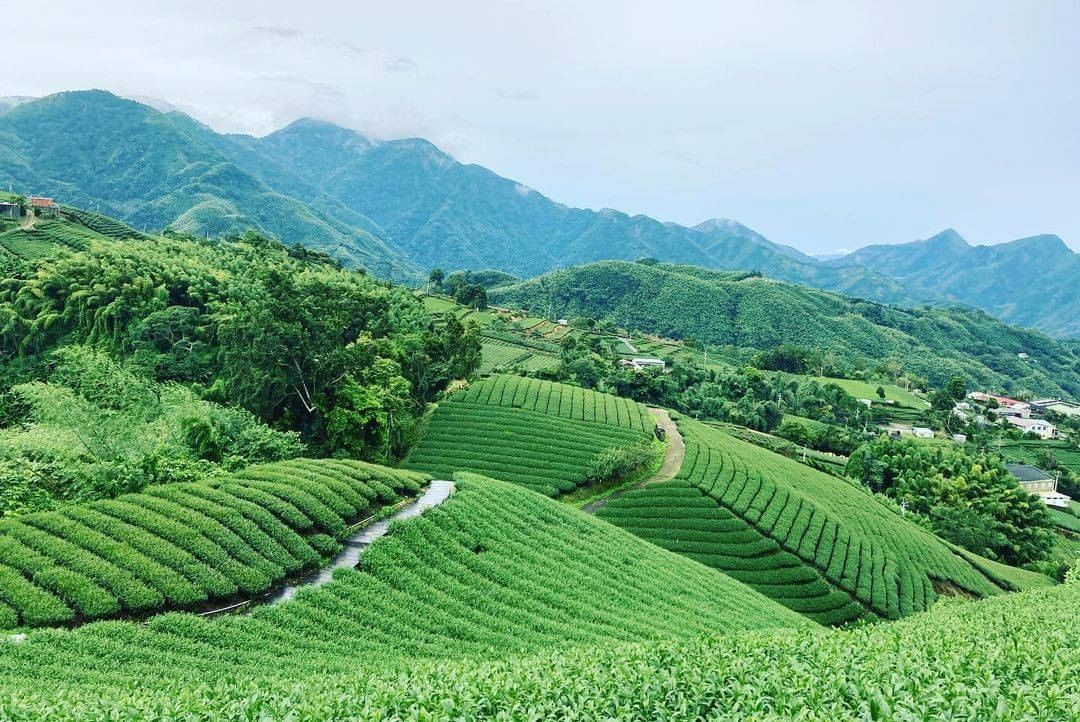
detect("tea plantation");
top-left (1, 474), bottom-right (1077, 719)
top-left (0, 460), bottom-right (425, 629)
top-left (402, 375), bottom-right (656, 495)
top-left (599, 417), bottom-right (1049, 623)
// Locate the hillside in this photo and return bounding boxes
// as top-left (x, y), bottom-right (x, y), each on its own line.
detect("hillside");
top-left (0, 91), bottom-right (416, 277)
top-left (402, 375), bottom-right (656, 496)
top-left (1, 485), bottom-right (1076, 718)
top-left (835, 229), bottom-right (1080, 337)
top-left (5, 91), bottom-right (1078, 342)
top-left (0, 92), bottom-right (912, 301)
top-left (596, 417), bottom-right (1043, 624)
top-left (490, 261), bottom-right (1080, 398)
top-left (0, 460), bottom-right (425, 628)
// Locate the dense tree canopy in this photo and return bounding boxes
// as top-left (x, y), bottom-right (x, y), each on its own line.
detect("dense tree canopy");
top-left (0, 232), bottom-right (480, 461)
top-left (846, 437), bottom-right (1055, 565)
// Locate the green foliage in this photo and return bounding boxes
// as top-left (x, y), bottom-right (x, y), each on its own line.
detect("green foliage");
top-left (402, 375), bottom-right (654, 496)
top-left (0, 459), bottom-right (424, 628)
top-left (846, 437), bottom-right (1056, 565)
top-left (491, 261), bottom-right (1080, 398)
top-left (0, 347), bottom-right (303, 516)
top-left (0, 233), bottom-right (478, 460)
top-left (604, 417), bottom-right (1017, 623)
top-left (2, 479), bottom-right (1077, 718)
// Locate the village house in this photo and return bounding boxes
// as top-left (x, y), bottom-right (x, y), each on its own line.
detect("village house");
top-left (618, 357), bottom-right (667, 372)
top-left (28, 196), bottom-right (59, 218)
top-left (1045, 401), bottom-right (1080, 418)
top-left (911, 426), bottom-right (935, 439)
top-left (1006, 464), bottom-right (1072, 508)
top-left (1006, 416), bottom-right (1058, 439)
top-left (0, 201), bottom-right (20, 220)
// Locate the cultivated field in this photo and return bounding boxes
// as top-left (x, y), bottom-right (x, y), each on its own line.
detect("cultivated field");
top-left (0, 460), bottom-right (425, 629)
top-left (402, 375), bottom-right (655, 496)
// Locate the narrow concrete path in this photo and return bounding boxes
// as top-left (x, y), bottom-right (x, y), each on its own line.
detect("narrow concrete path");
top-left (582, 408), bottom-right (684, 514)
top-left (263, 480), bottom-right (455, 605)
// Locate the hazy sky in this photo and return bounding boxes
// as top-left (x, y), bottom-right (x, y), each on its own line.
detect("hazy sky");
top-left (4, 0), bottom-right (1078, 253)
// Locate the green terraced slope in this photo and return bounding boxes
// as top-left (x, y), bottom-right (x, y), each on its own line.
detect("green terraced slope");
top-left (0, 475), bottom-right (807, 698)
top-left (0, 460), bottom-right (425, 629)
top-left (402, 375), bottom-right (655, 496)
top-left (599, 417), bottom-right (1032, 624)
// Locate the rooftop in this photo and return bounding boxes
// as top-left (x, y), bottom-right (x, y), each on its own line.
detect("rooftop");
top-left (1006, 464), bottom-right (1052, 483)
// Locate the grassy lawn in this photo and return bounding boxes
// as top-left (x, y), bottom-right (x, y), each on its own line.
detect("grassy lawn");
top-left (809, 376), bottom-right (928, 407)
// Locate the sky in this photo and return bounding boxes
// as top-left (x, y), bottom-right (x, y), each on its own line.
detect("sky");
top-left (3, 0), bottom-right (1078, 254)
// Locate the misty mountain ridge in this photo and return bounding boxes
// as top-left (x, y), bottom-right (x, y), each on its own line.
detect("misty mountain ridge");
top-left (0, 90), bottom-right (1076, 336)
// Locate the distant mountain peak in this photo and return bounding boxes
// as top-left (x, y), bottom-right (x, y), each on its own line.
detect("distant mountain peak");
top-left (998, 233), bottom-right (1070, 255)
top-left (694, 217), bottom-right (754, 234)
top-left (921, 228), bottom-right (970, 249)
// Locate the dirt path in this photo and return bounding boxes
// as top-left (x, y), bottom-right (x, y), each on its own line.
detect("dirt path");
top-left (260, 480), bottom-right (455, 606)
top-left (582, 408), bottom-right (684, 514)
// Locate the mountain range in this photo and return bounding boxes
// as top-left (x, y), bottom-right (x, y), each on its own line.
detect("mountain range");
top-left (489, 261), bottom-right (1080, 398)
top-left (0, 90), bottom-right (1076, 336)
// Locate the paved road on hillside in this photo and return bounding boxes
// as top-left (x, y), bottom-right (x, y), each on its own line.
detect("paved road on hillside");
top-left (582, 408), bottom-right (684, 514)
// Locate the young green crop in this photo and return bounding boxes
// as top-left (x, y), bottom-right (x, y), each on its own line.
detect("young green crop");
top-left (0, 475), bottom-right (1077, 720)
top-left (403, 375), bottom-right (655, 495)
top-left (601, 417), bottom-right (1050, 624)
top-left (0, 460), bottom-right (426, 629)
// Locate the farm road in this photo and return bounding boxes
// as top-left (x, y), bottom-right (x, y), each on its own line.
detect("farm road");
top-left (582, 408), bottom-right (683, 514)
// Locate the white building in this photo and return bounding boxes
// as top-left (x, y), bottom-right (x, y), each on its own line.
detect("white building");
top-left (1006, 416), bottom-right (1058, 439)
top-left (912, 427), bottom-right (935, 439)
top-left (1007, 464), bottom-right (1072, 509)
top-left (618, 357), bottom-right (667, 372)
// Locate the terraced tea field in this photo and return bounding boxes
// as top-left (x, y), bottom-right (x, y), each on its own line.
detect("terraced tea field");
top-left (599, 417), bottom-right (1046, 624)
top-left (0, 460), bottom-right (425, 629)
top-left (403, 375), bottom-right (655, 496)
top-left (478, 338), bottom-right (560, 374)
top-left (1, 474), bottom-right (1077, 719)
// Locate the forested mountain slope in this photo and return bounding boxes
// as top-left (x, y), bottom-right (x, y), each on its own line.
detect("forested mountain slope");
top-left (490, 261), bottom-right (1080, 397)
top-left (0, 91), bottom-right (415, 277)
top-left (0, 92), bottom-right (911, 300)
top-left (834, 229), bottom-right (1080, 337)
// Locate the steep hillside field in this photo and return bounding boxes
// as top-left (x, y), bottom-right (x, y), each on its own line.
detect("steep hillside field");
top-left (402, 375), bottom-right (655, 496)
top-left (1, 488), bottom-right (1077, 719)
top-left (598, 417), bottom-right (1042, 624)
top-left (491, 261), bottom-right (1080, 397)
top-left (0, 460), bottom-right (425, 629)
top-left (0, 475), bottom-right (815, 718)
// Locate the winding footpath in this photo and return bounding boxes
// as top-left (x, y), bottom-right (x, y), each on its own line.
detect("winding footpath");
top-left (262, 480), bottom-right (456, 605)
top-left (582, 408), bottom-right (684, 514)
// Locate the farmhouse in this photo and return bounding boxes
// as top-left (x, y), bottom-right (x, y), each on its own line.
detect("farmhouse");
top-left (1005, 416), bottom-right (1057, 439)
top-left (1006, 464), bottom-right (1072, 509)
top-left (0, 202), bottom-right (20, 220)
top-left (911, 427), bottom-right (935, 439)
top-left (28, 196), bottom-right (59, 218)
top-left (618, 357), bottom-right (667, 372)
top-left (968, 392), bottom-right (1022, 407)
top-left (1045, 401), bottom-right (1080, 418)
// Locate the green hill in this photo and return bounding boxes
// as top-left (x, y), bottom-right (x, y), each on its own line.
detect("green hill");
top-left (836, 229), bottom-right (1080, 338)
top-left (0, 91), bottom-right (416, 278)
top-left (598, 417), bottom-right (1048, 624)
top-left (402, 375), bottom-right (656, 496)
top-left (0, 459), bottom-right (425, 629)
top-left (491, 261), bottom-right (1080, 397)
top-left (0, 476), bottom-right (1076, 718)
top-left (0, 474), bottom-right (813, 714)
